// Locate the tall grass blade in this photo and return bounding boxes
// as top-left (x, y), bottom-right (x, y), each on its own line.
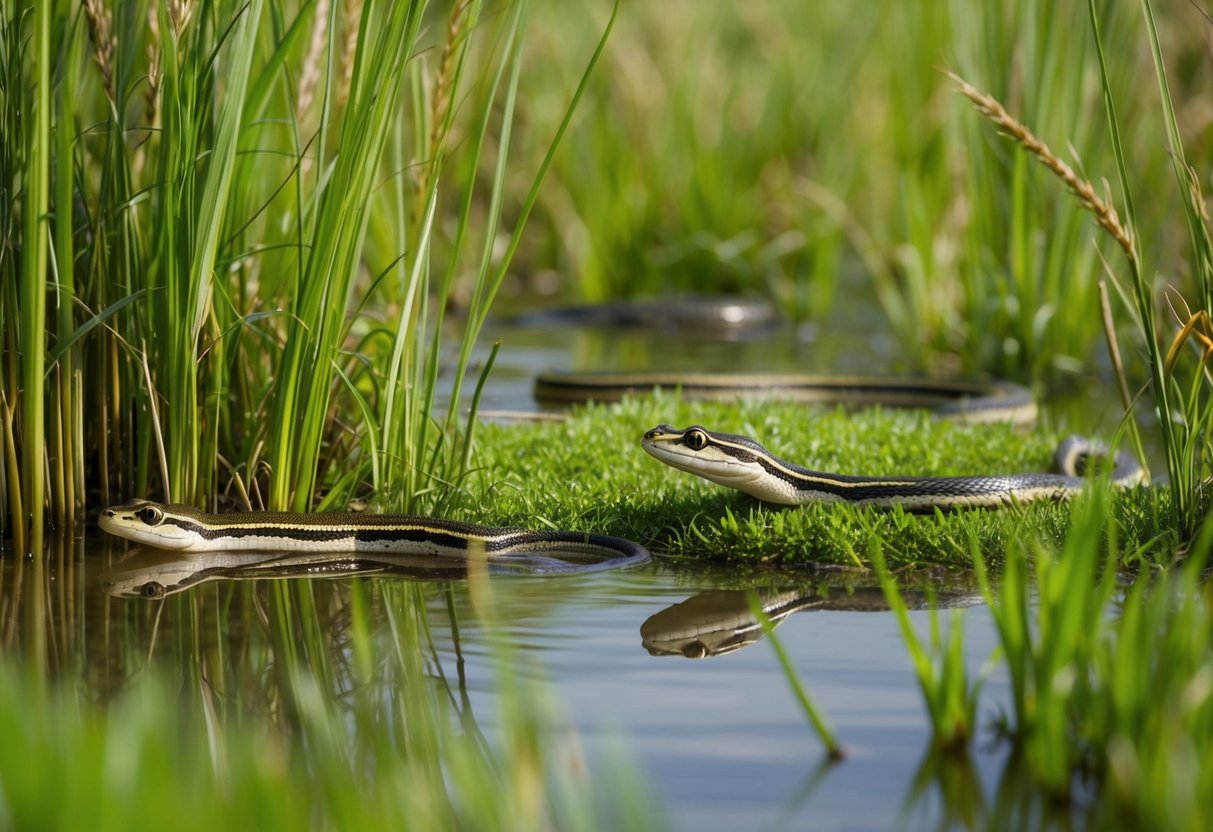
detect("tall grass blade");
top-left (747, 591), bottom-right (844, 760)
top-left (268, 2), bottom-right (423, 511)
top-left (871, 539), bottom-right (978, 750)
top-left (15, 0), bottom-right (53, 553)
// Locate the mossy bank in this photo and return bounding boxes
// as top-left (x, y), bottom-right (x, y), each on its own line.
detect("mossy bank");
top-left (464, 394), bottom-right (1168, 568)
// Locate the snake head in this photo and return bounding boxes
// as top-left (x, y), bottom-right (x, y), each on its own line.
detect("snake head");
top-left (641, 424), bottom-right (776, 498)
top-left (100, 500), bottom-right (197, 550)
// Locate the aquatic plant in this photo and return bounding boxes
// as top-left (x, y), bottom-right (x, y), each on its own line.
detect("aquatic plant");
top-left (870, 539), bottom-right (981, 751)
top-left (748, 593), bottom-right (844, 760)
top-left (0, 0), bottom-right (613, 546)
top-left (953, 0), bottom-right (1213, 538)
top-left (866, 482), bottom-right (1213, 823)
top-left (0, 543), bottom-right (660, 830)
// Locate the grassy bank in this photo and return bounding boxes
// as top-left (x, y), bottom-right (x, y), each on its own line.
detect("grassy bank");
top-left (466, 394), bottom-right (1167, 567)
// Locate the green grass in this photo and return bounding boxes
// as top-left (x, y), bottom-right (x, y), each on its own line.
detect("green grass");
top-left (2, 0), bottom-right (1210, 552)
top-left (464, 393), bottom-right (1169, 568)
top-left (951, 0), bottom-right (1213, 539)
top-left (5, 1), bottom-right (1213, 827)
top-left (872, 539), bottom-right (982, 751)
top-left (874, 483), bottom-right (1213, 828)
top-left (504, 0), bottom-right (1178, 383)
top-left (0, 0), bottom-right (616, 540)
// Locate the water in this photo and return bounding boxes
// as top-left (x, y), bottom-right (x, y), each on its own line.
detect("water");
top-left (4, 300), bottom-right (1123, 828)
top-left (424, 563), bottom-right (1015, 831)
top-left (7, 536), bottom-right (1024, 830)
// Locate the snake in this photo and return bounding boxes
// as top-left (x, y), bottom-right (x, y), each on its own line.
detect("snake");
top-left (99, 500), bottom-right (649, 566)
top-left (534, 371), bottom-right (1039, 426)
top-left (641, 425), bottom-right (1146, 509)
top-left (641, 585), bottom-right (986, 658)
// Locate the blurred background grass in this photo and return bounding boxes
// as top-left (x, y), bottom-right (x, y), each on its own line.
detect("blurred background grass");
top-left (5, 0), bottom-right (1213, 533)
top-left (496, 0), bottom-right (1211, 381)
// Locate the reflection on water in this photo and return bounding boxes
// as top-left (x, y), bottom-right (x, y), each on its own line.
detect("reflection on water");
top-left (100, 542), bottom-right (648, 600)
top-left (640, 585), bottom-right (984, 659)
top-left (100, 548), bottom-right (471, 599)
top-left (0, 530), bottom-right (1104, 829)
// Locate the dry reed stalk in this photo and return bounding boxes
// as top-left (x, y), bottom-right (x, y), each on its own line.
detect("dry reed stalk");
top-left (82, 0), bottom-right (115, 104)
top-left (169, 0), bottom-right (195, 38)
top-left (297, 0), bottom-right (331, 120)
top-left (337, 0), bottom-right (362, 109)
top-left (429, 1), bottom-right (470, 155)
top-left (948, 71), bottom-right (1137, 265)
top-left (415, 1), bottom-right (470, 219)
top-left (144, 6), bottom-right (162, 118)
top-left (137, 6), bottom-right (163, 178)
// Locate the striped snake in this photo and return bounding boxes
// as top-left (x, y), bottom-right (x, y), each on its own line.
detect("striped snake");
top-left (100, 500), bottom-right (648, 565)
top-left (641, 425), bottom-right (1145, 509)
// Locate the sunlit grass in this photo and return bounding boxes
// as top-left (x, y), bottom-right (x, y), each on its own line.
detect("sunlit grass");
top-left (870, 538), bottom-right (981, 751)
top-left (1, 0), bottom-right (616, 539)
top-left (871, 483), bottom-right (1213, 825)
top-left (467, 393), bottom-right (1168, 567)
top-left (953, 0), bottom-right (1213, 539)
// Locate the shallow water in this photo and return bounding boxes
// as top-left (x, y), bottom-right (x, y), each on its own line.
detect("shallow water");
top-left (4, 301), bottom-right (1126, 829)
top-left (426, 563), bottom-right (1016, 831)
top-left (425, 305), bottom-right (1129, 827)
top-left (6, 535), bottom-right (1034, 831)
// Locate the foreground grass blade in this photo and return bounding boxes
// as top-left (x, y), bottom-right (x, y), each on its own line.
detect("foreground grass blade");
top-left (747, 591), bottom-right (844, 760)
top-left (870, 539), bottom-right (978, 751)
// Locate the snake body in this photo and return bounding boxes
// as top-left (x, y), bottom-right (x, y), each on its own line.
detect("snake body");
top-left (100, 500), bottom-right (649, 565)
top-left (641, 425), bottom-right (1145, 509)
top-left (535, 372), bottom-right (1038, 426)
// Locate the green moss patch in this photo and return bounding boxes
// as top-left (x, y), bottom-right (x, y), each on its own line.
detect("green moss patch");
top-left (465, 394), bottom-right (1167, 568)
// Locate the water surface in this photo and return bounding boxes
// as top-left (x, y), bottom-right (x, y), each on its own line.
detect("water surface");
top-left (3, 298), bottom-right (1122, 829)
top-left (1, 531), bottom-right (1042, 831)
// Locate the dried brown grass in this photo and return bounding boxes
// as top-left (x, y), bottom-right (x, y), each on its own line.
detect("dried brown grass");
top-left (948, 71), bottom-right (1137, 265)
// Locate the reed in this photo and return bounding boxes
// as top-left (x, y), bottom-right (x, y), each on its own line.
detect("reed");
top-left (266, 0), bottom-right (424, 512)
top-left (0, 0), bottom-right (613, 537)
top-left (953, 0), bottom-right (1213, 537)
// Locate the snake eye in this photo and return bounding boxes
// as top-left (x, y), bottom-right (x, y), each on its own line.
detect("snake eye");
top-left (684, 429), bottom-right (709, 451)
top-left (137, 506), bottom-right (164, 526)
top-left (140, 581), bottom-right (166, 599)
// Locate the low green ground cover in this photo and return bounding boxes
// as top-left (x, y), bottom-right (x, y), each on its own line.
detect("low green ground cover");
top-left (467, 394), bottom-right (1167, 567)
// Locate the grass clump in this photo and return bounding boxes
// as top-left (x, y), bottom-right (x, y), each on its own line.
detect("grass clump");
top-left (952, 0), bottom-right (1213, 542)
top-left (0, 0), bottom-right (616, 547)
top-left (873, 491), bottom-right (1213, 827)
top-left (871, 539), bottom-right (982, 751)
top-left (466, 393), bottom-right (1166, 568)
